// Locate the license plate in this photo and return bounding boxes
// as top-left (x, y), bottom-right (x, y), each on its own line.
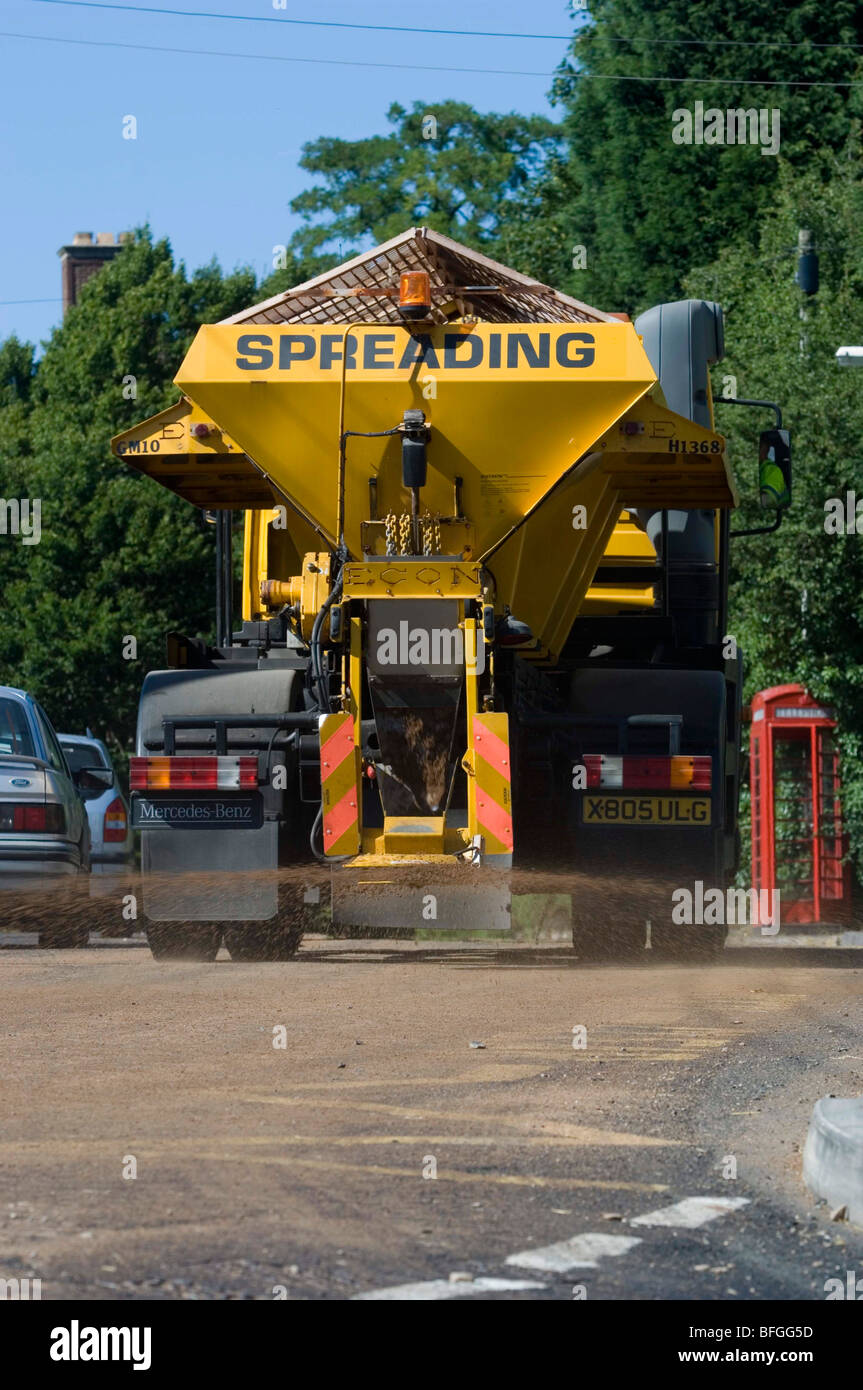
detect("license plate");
top-left (581, 795), bottom-right (711, 826)
top-left (132, 794), bottom-right (263, 830)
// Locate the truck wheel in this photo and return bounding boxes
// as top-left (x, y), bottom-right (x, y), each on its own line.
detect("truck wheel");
top-left (650, 924), bottom-right (727, 961)
top-left (145, 924), bottom-right (222, 961)
top-left (39, 925), bottom-right (90, 949)
top-left (224, 926), bottom-right (303, 961)
top-left (571, 920), bottom-right (645, 961)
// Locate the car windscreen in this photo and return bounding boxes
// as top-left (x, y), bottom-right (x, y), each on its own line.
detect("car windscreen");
top-left (60, 742), bottom-right (110, 773)
top-left (0, 698), bottom-right (37, 757)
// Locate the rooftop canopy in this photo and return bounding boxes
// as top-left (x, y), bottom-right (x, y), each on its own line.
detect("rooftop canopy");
top-left (222, 226), bottom-right (617, 329)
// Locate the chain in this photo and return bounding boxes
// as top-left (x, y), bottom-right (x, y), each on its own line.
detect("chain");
top-left (387, 510), bottom-right (432, 555)
top-left (434, 519), bottom-right (442, 554)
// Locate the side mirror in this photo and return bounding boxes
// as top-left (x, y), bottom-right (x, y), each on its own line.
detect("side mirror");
top-left (758, 428), bottom-right (792, 510)
top-left (74, 766), bottom-right (114, 793)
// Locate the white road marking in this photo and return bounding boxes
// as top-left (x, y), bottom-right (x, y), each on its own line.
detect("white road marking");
top-left (353, 1195), bottom-right (750, 1298)
top-left (352, 1276), bottom-right (545, 1301)
top-left (630, 1196), bottom-right (749, 1229)
top-left (505, 1232), bottom-right (641, 1273)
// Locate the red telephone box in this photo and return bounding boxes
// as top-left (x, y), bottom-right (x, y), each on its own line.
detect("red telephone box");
top-left (750, 684), bottom-right (851, 925)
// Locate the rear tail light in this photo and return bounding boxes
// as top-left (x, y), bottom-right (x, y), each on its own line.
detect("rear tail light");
top-left (130, 756), bottom-right (259, 790)
top-left (583, 754), bottom-right (712, 790)
top-left (0, 803), bottom-right (66, 833)
top-left (103, 796), bottom-right (128, 842)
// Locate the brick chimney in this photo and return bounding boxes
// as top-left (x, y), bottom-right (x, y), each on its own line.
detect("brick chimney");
top-left (57, 232), bottom-right (131, 314)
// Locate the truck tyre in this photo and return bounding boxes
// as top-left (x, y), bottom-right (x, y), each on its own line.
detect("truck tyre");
top-left (571, 919), bottom-right (645, 961)
top-left (224, 926), bottom-right (303, 961)
top-left (145, 924), bottom-right (222, 961)
top-left (223, 879), bottom-right (309, 960)
top-left (650, 923), bottom-right (727, 961)
top-left (39, 924), bottom-right (90, 949)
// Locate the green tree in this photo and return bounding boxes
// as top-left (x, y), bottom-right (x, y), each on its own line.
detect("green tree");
top-left (549, 0), bottom-right (863, 311)
top-left (490, 153), bottom-right (579, 287)
top-left (685, 148), bottom-right (863, 879)
top-left (0, 337), bottom-right (37, 502)
top-left (0, 230), bottom-right (256, 753)
top-left (0, 336), bottom-right (37, 409)
top-left (276, 99), bottom-right (561, 273)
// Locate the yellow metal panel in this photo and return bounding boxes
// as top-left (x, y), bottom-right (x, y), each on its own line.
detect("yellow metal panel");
top-left (174, 322), bottom-right (657, 561)
top-left (590, 394), bottom-right (737, 508)
top-left (468, 712), bottom-right (513, 857)
top-left (319, 712), bottom-right (360, 856)
top-left (581, 585), bottom-right (657, 614)
top-left (479, 397), bottom-right (734, 655)
top-left (360, 823), bottom-right (470, 858)
top-left (583, 512), bottom-right (657, 615)
top-left (491, 467), bottom-right (623, 660)
top-left (382, 816), bottom-right (446, 854)
top-left (348, 614), bottom-right (362, 747)
top-left (341, 559), bottom-right (482, 599)
top-left (242, 508), bottom-right (263, 622)
top-left (601, 514), bottom-right (657, 563)
top-left (111, 397), bottom-right (276, 508)
top-left (464, 613), bottom-right (480, 720)
top-left (251, 511), bottom-right (316, 621)
top-left (111, 401), bottom-right (322, 622)
top-left (130, 323), bottom-right (737, 663)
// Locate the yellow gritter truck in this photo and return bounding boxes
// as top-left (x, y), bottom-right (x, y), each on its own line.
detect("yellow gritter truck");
top-left (112, 227), bottom-right (791, 961)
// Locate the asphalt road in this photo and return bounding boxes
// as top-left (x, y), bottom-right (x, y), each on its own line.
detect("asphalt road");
top-left (2, 938), bottom-right (862, 1301)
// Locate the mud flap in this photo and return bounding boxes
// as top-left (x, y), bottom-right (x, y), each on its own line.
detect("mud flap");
top-left (141, 823), bottom-right (279, 921)
top-left (331, 864), bottom-right (511, 932)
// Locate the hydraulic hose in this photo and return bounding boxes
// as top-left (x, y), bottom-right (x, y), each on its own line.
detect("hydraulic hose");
top-left (309, 567), bottom-right (354, 863)
top-left (309, 567), bottom-right (344, 713)
top-left (310, 804), bottom-right (352, 865)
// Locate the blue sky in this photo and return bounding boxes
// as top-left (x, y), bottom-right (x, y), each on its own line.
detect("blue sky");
top-left (0, 0), bottom-right (582, 347)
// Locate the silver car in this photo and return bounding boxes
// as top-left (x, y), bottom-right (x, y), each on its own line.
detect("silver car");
top-left (58, 733), bottom-right (134, 883)
top-left (0, 686), bottom-right (94, 945)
